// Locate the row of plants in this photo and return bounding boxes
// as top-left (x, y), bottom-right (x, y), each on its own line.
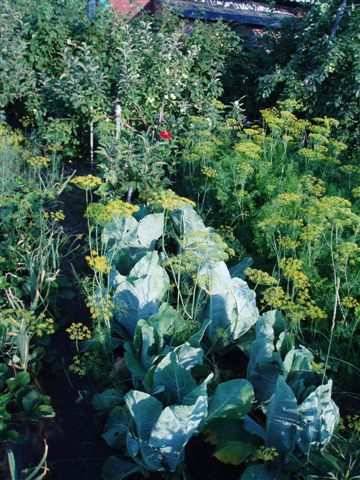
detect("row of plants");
top-left (0, 0), bottom-right (359, 478)
top-left (0, 123), bottom-right (68, 477)
top-left (176, 102), bottom-right (360, 384)
top-left (74, 189), bottom-right (343, 479)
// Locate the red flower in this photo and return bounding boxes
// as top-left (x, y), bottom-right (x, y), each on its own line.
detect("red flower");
top-left (159, 130), bottom-right (173, 141)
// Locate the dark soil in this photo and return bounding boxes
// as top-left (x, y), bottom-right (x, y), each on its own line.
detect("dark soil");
top-left (40, 161), bottom-right (109, 479)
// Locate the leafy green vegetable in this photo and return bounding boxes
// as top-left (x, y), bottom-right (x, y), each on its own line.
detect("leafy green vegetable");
top-left (103, 213), bottom-right (164, 272)
top-left (199, 261), bottom-right (259, 347)
top-left (207, 379), bottom-right (254, 423)
top-left (297, 380), bottom-right (339, 454)
top-left (112, 252), bottom-right (170, 336)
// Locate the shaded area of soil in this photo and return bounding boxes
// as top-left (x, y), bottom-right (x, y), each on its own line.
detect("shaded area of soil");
top-left (41, 162), bottom-right (109, 479)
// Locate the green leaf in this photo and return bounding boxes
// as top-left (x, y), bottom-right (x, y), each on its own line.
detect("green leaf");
top-left (6, 371), bottom-right (30, 392)
top-left (207, 379), bottom-right (254, 423)
top-left (170, 206), bottom-right (206, 236)
top-left (92, 389), bottom-right (123, 412)
top-left (214, 440), bottom-right (256, 465)
top-left (152, 349), bottom-right (197, 404)
top-left (266, 376), bottom-right (299, 456)
top-left (200, 261), bottom-right (259, 347)
top-left (125, 391), bottom-right (162, 440)
top-left (21, 389), bottom-right (40, 413)
top-left (247, 311), bottom-right (283, 402)
top-left (103, 407), bottom-right (129, 449)
top-left (137, 213), bottom-right (164, 248)
top-left (297, 380), bottom-right (339, 454)
top-left (113, 252), bottom-right (170, 336)
top-left (149, 394), bottom-right (208, 471)
top-left (283, 346), bottom-right (313, 376)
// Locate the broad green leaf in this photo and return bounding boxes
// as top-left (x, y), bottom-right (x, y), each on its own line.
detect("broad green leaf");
top-left (133, 319), bottom-right (159, 370)
top-left (149, 394), bottom-right (208, 471)
top-left (125, 390), bottom-right (162, 440)
top-left (247, 311), bottom-right (283, 402)
top-left (102, 407), bottom-right (129, 449)
top-left (6, 371), bottom-right (30, 392)
top-left (229, 257), bottom-right (253, 279)
top-left (297, 380), bottom-right (339, 454)
top-left (92, 389), bottom-right (123, 412)
top-left (266, 376), bottom-right (299, 455)
top-left (113, 252), bottom-right (170, 335)
top-left (207, 379), bottom-right (254, 423)
top-left (102, 213), bottom-right (164, 271)
top-left (283, 346), bottom-right (313, 376)
top-left (152, 350), bottom-right (197, 404)
top-left (170, 206), bottom-right (206, 236)
top-left (214, 440), bottom-right (256, 465)
top-left (200, 261), bottom-right (259, 347)
top-left (137, 213), bottom-right (164, 248)
top-left (147, 303), bottom-right (190, 346)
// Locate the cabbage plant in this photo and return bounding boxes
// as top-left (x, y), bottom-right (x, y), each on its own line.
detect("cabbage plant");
top-left (111, 251), bottom-right (170, 336)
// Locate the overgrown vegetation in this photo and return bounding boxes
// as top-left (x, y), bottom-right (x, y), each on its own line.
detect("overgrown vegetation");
top-left (0, 0), bottom-right (359, 479)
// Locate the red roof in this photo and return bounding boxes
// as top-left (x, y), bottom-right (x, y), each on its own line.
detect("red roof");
top-left (110, 0), bottom-right (151, 17)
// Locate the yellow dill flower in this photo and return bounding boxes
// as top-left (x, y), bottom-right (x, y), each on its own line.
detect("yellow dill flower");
top-left (252, 446), bottom-right (279, 462)
top-left (279, 258), bottom-right (309, 290)
top-left (86, 251), bottom-right (110, 274)
top-left (85, 200), bottom-right (139, 224)
top-left (243, 127), bottom-right (263, 137)
top-left (71, 175), bottom-right (102, 190)
top-left (300, 224), bottom-right (323, 243)
top-left (282, 134), bottom-right (294, 143)
top-left (262, 286), bottom-right (289, 309)
top-left (340, 164), bottom-right (358, 175)
top-left (309, 133), bottom-right (329, 145)
top-left (86, 295), bottom-right (113, 322)
top-left (69, 354), bottom-right (89, 376)
top-left (201, 166), bottom-right (217, 178)
top-left (313, 116), bottom-right (339, 130)
top-left (66, 322), bottom-right (92, 341)
top-left (225, 118), bottom-right (242, 131)
top-left (104, 199), bottom-right (139, 218)
top-left (44, 210), bottom-right (65, 222)
top-left (298, 147), bottom-right (327, 163)
top-left (329, 139), bottom-right (347, 155)
top-left (278, 236), bottom-right (300, 250)
top-left (148, 189), bottom-right (195, 211)
top-left (276, 192), bottom-right (303, 205)
top-left (336, 242), bottom-right (360, 265)
top-left (301, 175), bottom-right (326, 197)
top-left (306, 303), bottom-right (327, 321)
top-left (342, 296), bottom-right (358, 309)
top-left (211, 99), bottom-right (226, 110)
top-left (234, 141), bottom-right (262, 160)
top-left (246, 268), bottom-right (278, 287)
top-left (352, 186), bottom-right (360, 199)
top-left (27, 156), bottom-right (50, 168)
top-left (261, 108), bottom-right (283, 131)
top-left (28, 313), bottom-right (56, 337)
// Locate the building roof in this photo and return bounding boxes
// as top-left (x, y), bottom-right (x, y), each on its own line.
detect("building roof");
top-left (110, 0), bottom-right (152, 17)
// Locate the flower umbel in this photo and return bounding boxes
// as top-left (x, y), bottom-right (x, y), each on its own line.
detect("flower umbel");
top-left (86, 251), bottom-right (110, 274)
top-left (71, 175), bottom-right (102, 190)
top-left (148, 189), bottom-right (195, 211)
top-left (66, 322), bottom-right (92, 341)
